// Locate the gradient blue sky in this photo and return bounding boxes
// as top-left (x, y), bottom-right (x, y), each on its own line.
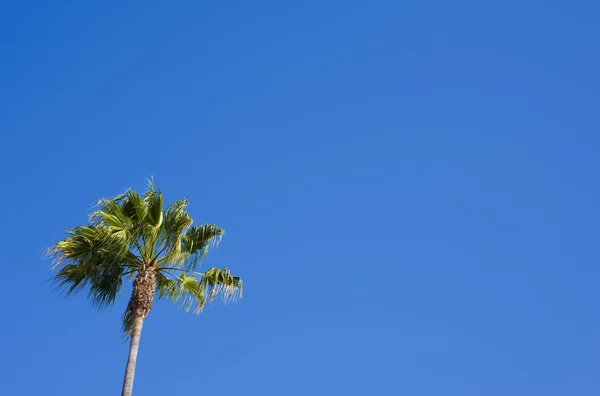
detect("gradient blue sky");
top-left (1, 1), bottom-right (599, 395)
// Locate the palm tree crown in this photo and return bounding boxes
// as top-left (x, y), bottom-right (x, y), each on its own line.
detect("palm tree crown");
top-left (49, 182), bottom-right (242, 333)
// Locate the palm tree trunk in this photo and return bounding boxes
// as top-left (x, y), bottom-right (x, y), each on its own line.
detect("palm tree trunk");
top-left (121, 313), bottom-right (144, 396)
top-left (121, 263), bottom-right (156, 396)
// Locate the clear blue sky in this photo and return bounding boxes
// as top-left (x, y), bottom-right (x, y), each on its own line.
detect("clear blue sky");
top-left (1, 1), bottom-right (599, 395)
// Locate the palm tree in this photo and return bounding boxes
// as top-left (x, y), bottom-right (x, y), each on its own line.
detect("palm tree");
top-left (48, 182), bottom-right (242, 396)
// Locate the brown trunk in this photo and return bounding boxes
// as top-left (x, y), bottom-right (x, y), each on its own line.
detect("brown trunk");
top-left (121, 262), bottom-right (156, 396)
top-left (121, 313), bottom-right (144, 396)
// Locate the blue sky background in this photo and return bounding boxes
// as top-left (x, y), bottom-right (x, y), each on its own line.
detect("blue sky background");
top-left (1, 1), bottom-right (599, 395)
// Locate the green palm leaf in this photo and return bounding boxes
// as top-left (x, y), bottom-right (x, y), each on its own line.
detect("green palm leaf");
top-left (155, 267), bottom-right (242, 313)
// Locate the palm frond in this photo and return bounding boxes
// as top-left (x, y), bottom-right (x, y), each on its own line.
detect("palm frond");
top-left (158, 199), bottom-right (192, 264)
top-left (91, 195), bottom-right (133, 230)
top-left (155, 271), bottom-right (177, 299)
top-left (201, 267), bottom-right (243, 303)
top-left (179, 224), bottom-right (224, 271)
top-left (155, 267), bottom-right (242, 314)
top-left (49, 224), bottom-right (135, 268)
top-left (53, 258), bottom-right (124, 309)
top-left (50, 224), bottom-right (133, 307)
top-left (175, 272), bottom-right (206, 313)
top-left (88, 265), bottom-right (125, 308)
top-left (144, 188), bottom-right (163, 228)
top-left (54, 263), bottom-right (97, 296)
top-left (90, 188), bottom-right (161, 261)
top-left (139, 188), bottom-right (163, 259)
top-left (121, 189), bottom-right (147, 224)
